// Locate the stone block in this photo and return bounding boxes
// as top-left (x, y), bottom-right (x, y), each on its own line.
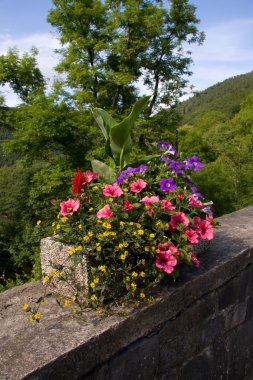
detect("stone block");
top-left (40, 237), bottom-right (88, 298)
top-left (181, 347), bottom-right (213, 380)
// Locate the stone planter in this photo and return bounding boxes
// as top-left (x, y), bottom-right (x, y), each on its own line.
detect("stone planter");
top-left (40, 237), bottom-right (88, 298)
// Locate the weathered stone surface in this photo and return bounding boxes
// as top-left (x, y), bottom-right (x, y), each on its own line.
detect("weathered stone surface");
top-left (40, 237), bottom-right (88, 297)
top-left (0, 206), bottom-right (253, 379)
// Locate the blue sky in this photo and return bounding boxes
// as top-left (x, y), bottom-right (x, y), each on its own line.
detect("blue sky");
top-left (1, 0), bottom-right (253, 105)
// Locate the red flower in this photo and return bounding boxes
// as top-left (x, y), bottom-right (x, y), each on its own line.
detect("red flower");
top-left (123, 200), bottom-right (135, 210)
top-left (73, 169), bottom-right (98, 195)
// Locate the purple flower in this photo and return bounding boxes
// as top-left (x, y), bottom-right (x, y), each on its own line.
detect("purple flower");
top-left (160, 178), bottom-right (177, 192)
top-left (157, 142), bottom-right (177, 156)
top-left (116, 165), bottom-right (149, 184)
top-left (168, 159), bottom-right (187, 175)
top-left (191, 186), bottom-right (205, 200)
top-left (186, 156), bottom-right (204, 170)
top-left (203, 206), bottom-right (213, 215)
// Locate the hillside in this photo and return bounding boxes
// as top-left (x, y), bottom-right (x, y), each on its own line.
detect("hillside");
top-left (177, 71), bottom-right (253, 124)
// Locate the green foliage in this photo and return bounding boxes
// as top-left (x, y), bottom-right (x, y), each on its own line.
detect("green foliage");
top-left (0, 48), bottom-right (45, 102)
top-left (48, 0), bottom-right (204, 114)
top-left (177, 71), bottom-right (253, 124)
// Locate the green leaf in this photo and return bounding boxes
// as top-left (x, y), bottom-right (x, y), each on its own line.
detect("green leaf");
top-left (92, 108), bottom-right (117, 140)
top-left (91, 159), bottom-right (116, 182)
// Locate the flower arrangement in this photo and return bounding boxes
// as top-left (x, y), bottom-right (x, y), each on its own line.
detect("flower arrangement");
top-left (24, 139), bottom-right (216, 320)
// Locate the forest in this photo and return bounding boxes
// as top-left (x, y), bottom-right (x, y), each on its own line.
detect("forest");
top-left (0, 0), bottom-right (253, 291)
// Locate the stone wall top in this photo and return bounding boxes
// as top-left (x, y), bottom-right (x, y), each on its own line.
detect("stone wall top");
top-left (1, 206), bottom-right (253, 380)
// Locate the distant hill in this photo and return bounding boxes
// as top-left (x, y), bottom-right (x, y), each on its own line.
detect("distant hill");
top-left (177, 71), bottom-right (253, 124)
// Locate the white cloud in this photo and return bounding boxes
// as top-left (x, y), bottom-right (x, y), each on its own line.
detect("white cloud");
top-left (0, 32), bottom-right (61, 105)
top-left (188, 18), bottom-right (253, 93)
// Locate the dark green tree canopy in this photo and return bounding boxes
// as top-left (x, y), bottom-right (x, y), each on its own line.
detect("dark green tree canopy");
top-left (48, 0), bottom-right (204, 114)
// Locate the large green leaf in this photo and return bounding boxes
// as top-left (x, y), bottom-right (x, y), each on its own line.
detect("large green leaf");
top-left (92, 108), bottom-right (117, 140)
top-left (91, 159), bottom-right (116, 182)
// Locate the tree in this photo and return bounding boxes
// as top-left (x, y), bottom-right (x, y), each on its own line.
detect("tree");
top-left (48, 0), bottom-right (204, 114)
top-left (0, 48), bottom-right (45, 103)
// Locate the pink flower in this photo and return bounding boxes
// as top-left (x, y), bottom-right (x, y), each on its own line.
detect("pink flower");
top-left (124, 200), bottom-right (135, 210)
top-left (184, 228), bottom-right (199, 244)
top-left (190, 252), bottom-right (200, 267)
top-left (158, 242), bottom-right (180, 256)
top-left (194, 217), bottom-right (213, 240)
top-left (140, 195), bottom-right (160, 207)
top-left (161, 199), bottom-right (175, 211)
top-left (103, 184), bottom-right (123, 197)
top-left (97, 204), bottom-right (114, 219)
top-left (130, 178), bottom-right (147, 193)
top-left (60, 198), bottom-right (80, 216)
top-left (189, 195), bottom-right (203, 208)
top-left (155, 251), bottom-right (178, 274)
top-left (84, 170), bottom-right (99, 183)
top-left (169, 212), bottom-right (190, 229)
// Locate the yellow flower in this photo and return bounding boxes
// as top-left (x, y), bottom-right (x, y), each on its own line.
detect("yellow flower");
top-left (52, 222), bottom-right (56, 227)
top-left (72, 308), bottom-right (77, 314)
top-left (23, 303), bottom-right (29, 311)
top-left (140, 271), bottom-right (146, 277)
top-left (39, 298), bottom-right (45, 305)
top-left (34, 313), bottom-right (40, 320)
top-left (97, 219), bottom-right (102, 223)
top-left (28, 315), bottom-right (34, 321)
top-left (126, 276), bottom-right (130, 281)
top-left (131, 271), bottom-right (138, 277)
top-left (123, 242), bottom-right (129, 247)
top-left (90, 282), bottom-right (96, 289)
top-left (131, 282), bottom-right (137, 291)
top-left (61, 217), bottom-right (68, 223)
top-left (110, 231), bottom-right (116, 236)
top-left (99, 265), bottom-right (106, 273)
top-left (43, 275), bottom-right (50, 282)
top-left (140, 292), bottom-right (146, 299)
top-left (50, 270), bottom-right (56, 277)
top-left (96, 246), bottom-right (102, 252)
top-left (59, 271), bottom-right (65, 278)
top-left (149, 233), bottom-right (155, 238)
top-left (144, 246), bottom-right (149, 252)
top-left (120, 254), bottom-right (126, 261)
top-left (134, 243), bottom-right (140, 248)
top-left (141, 259), bottom-right (146, 265)
top-left (138, 229), bottom-right (144, 236)
top-left (78, 224), bottom-right (83, 229)
top-left (136, 223), bottom-right (141, 228)
top-left (119, 221), bottom-right (125, 226)
top-left (36, 220), bottom-right (41, 226)
top-left (118, 243), bottom-right (124, 249)
top-left (89, 207), bottom-right (94, 211)
top-left (72, 295), bottom-right (77, 301)
top-left (108, 197), bottom-right (113, 202)
top-left (152, 246), bottom-right (156, 251)
top-left (93, 186), bottom-right (98, 190)
top-left (64, 299), bottom-right (71, 307)
top-left (94, 277), bottom-right (99, 284)
top-left (68, 248), bottom-right (76, 255)
top-left (75, 245), bottom-right (82, 251)
top-left (90, 294), bottom-right (97, 302)
top-left (129, 222), bottom-right (134, 226)
top-left (56, 224), bottom-right (61, 230)
top-left (88, 231), bottom-right (93, 237)
top-left (83, 235), bottom-right (89, 241)
top-left (96, 307), bottom-right (103, 314)
top-left (123, 188), bottom-right (128, 192)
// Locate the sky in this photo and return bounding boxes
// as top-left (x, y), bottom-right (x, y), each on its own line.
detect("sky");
top-left (1, 0), bottom-right (253, 106)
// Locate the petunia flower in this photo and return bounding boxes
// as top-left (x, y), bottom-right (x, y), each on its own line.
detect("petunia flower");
top-left (103, 184), bottom-right (123, 197)
top-left (184, 228), bottom-right (199, 244)
top-left (169, 212), bottom-right (190, 229)
top-left (186, 156), bottom-right (204, 171)
top-left (160, 178), bottom-right (177, 192)
top-left (189, 195), bottom-right (203, 208)
top-left (60, 198), bottom-right (80, 216)
top-left (155, 251), bottom-right (177, 274)
top-left (123, 200), bottom-right (135, 210)
top-left (161, 199), bottom-right (175, 211)
top-left (194, 217), bottom-right (214, 240)
top-left (97, 204), bottom-right (114, 219)
top-left (140, 195), bottom-right (160, 207)
top-left (130, 178), bottom-right (147, 193)
top-left (190, 252), bottom-right (200, 267)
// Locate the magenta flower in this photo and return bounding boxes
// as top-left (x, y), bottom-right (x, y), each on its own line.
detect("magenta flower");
top-left (158, 242), bottom-right (180, 256)
top-left (161, 199), bottom-right (175, 211)
top-left (170, 212), bottom-right (190, 229)
top-left (160, 178), bottom-right (177, 192)
top-left (184, 228), bottom-right (199, 244)
top-left (60, 198), bottom-right (80, 216)
top-left (123, 200), bottom-right (135, 210)
top-left (140, 195), bottom-right (160, 207)
top-left (194, 217), bottom-right (214, 240)
top-left (190, 252), bottom-right (200, 267)
top-left (103, 184), bottom-right (123, 197)
top-left (155, 251), bottom-right (177, 274)
top-left (130, 178), bottom-right (147, 193)
top-left (97, 204), bottom-right (114, 219)
top-left (189, 195), bottom-right (203, 208)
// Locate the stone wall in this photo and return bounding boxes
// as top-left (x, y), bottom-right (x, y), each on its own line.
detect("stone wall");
top-left (1, 206), bottom-right (253, 380)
